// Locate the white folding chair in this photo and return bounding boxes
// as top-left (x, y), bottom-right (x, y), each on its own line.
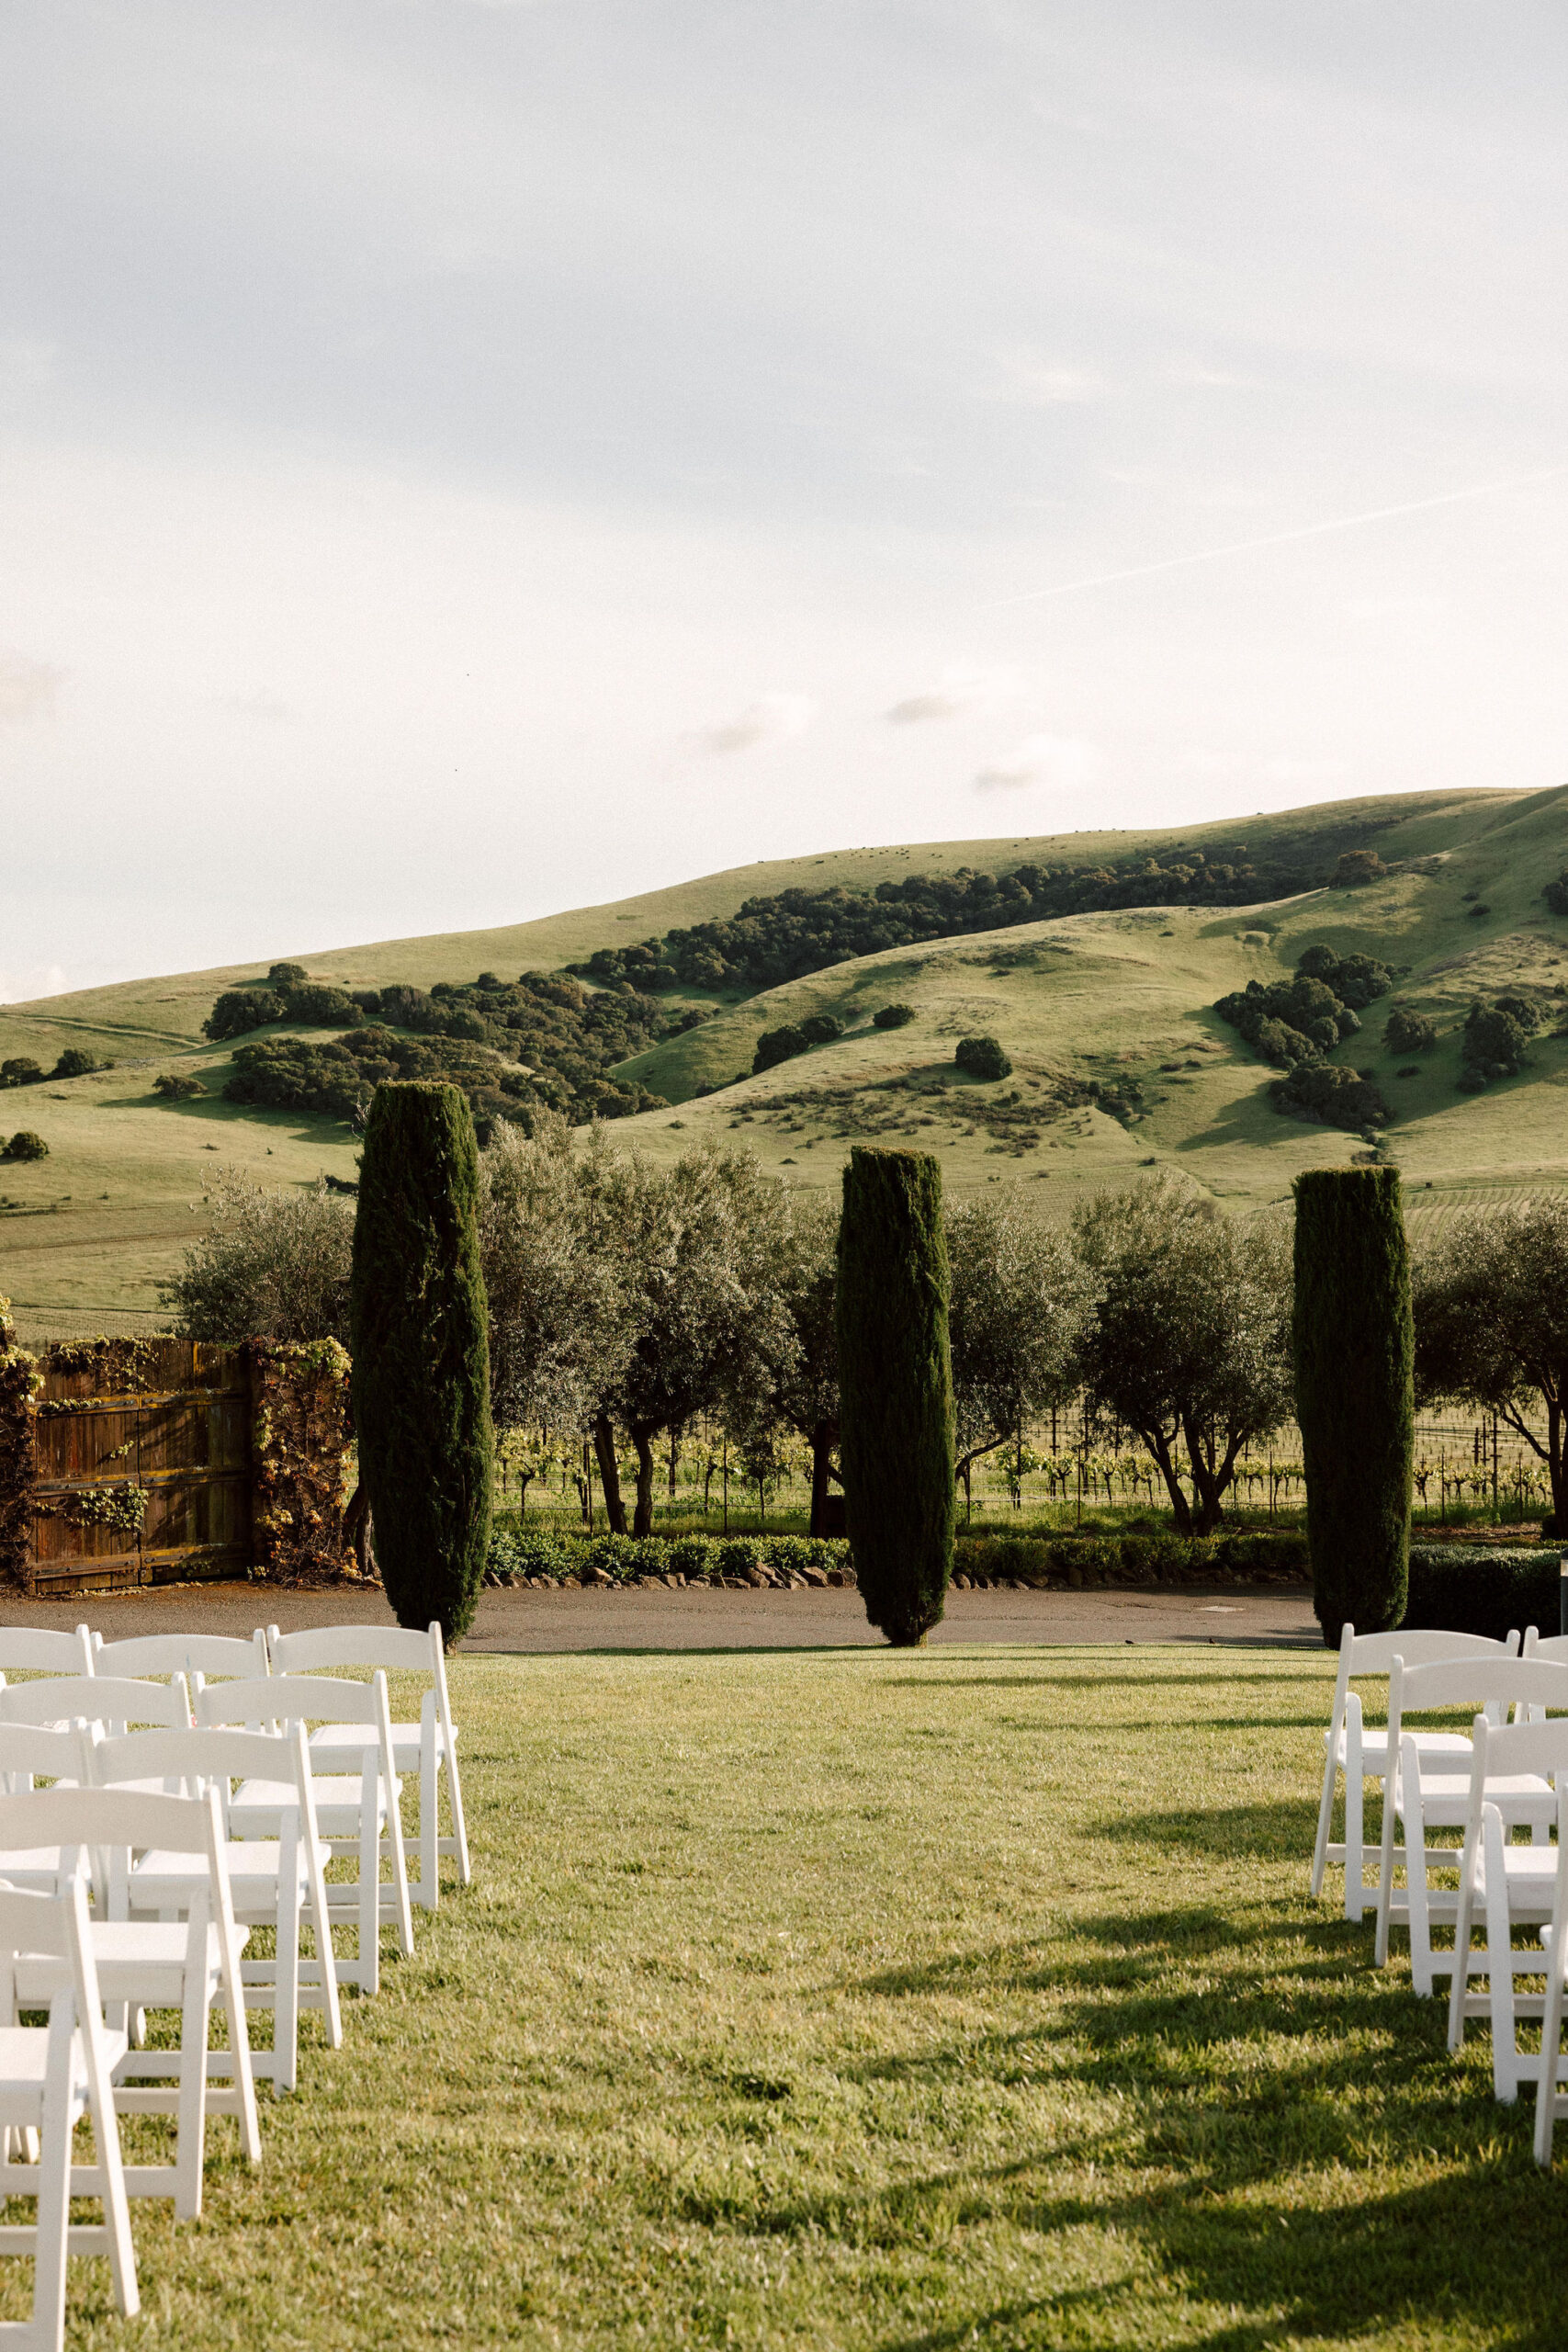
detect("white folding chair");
top-left (1375, 1657), bottom-right (1568, 1994)
top-left (91, 1724), bottom-right (343, 2098)
top-left (203, 1675), bottom-right (412, 1995)
top-left (0, 1726), bottom-right (91, 1891)
top-left (0, 1630), bottom-right (94, 1689)
top-left (1446, 1713), bottom-right (1568, 2104)
top-left (1311, 1625), bottom-right (1519, 1919)
top-left (0, 1676), bottom-right (191, 1742)
top-left (0, 1785), bottom-right (259, 2221)
top-left (0, 1876), bottom-right (138, 2346)
top-left (91, 1632), bottom-right (269, 1685)
top-left (266, 1622), bottom-right (470, 1910)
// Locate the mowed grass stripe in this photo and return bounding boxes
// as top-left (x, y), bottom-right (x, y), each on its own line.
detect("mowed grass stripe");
top-left (14, 1645), bottom-right (1566, 2349)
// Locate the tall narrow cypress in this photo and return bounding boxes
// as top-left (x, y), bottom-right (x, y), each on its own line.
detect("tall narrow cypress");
top-left (835, 1147), bottom-right (954, 1646)
top-left (351, 1081), bottom-right (493, 1645)
top-left (1293, 1165), bottom-right (1413, 1645)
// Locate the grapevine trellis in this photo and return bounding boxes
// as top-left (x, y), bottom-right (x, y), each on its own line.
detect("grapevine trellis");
top-left (491, 1397), bottom-right (1558, 1532)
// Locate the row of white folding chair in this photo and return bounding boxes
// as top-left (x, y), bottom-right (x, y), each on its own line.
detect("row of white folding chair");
top-left (1311, 1626), bottom-right (1519, 1921)
top-left (0, 1873), bottom-right (139, 2346)
top-left (0, 1671), bottom-right (405, 2002)
top-left (1314, 1627), bottom-right (1568, 2165)
top-left (72, 1619), bottom-right (469, 1914)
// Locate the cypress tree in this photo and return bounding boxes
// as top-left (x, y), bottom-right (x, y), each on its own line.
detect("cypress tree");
top-left (350, 1081), bottom-right (493, 1645)
top-left (1292, 1165), bottom-right (1413, 1645)
top-left (835, 1146), bottom-right (954, 1646)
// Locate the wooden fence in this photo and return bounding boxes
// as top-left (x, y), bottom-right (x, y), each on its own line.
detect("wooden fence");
top-left (27, 1340), bottom-right (254, 1596)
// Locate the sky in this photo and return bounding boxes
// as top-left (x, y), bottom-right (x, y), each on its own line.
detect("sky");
top-left (3, 0), bottom-right (1567, 998)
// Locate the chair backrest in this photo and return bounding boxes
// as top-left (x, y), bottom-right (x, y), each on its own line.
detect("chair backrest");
top-left (198, 1671), bottom-right (389, 1732)
top-left (266, 1623), bottom-right (439, 1679)
top-left (92, 1721), bottom-right (322, 1853)
top-left (1324, 1623), bottom-right (1520, 1735)
top-left (1522, 1630), bottom-right (1568, 1662)
top-left (0, 1722), bottom-right (88, 1792)
top-left (0, 1674), bottom-right (190, 1732)
top-left (0, 1625), bottom-right (95, 1680)
top-left (0, 1783), bottom-right (220, 1862)
top-left (1390, 1654), bottom-right (1568, 1739)
top-left (91, 1631), bottom-right (269, 1682)
top-left (1470, 1713), bottom-right (1568, 1792)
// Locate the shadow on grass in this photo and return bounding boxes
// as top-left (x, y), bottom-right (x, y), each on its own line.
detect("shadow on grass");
top-left (674, 1894), bottom-right (1568, 2345)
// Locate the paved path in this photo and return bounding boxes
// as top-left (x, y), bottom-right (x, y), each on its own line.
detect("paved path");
top-left (0, 1580), bottom-right (1320, 1651)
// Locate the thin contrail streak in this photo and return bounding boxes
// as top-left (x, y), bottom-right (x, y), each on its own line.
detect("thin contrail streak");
top-left (985, 465), bottom-right (1566, 609)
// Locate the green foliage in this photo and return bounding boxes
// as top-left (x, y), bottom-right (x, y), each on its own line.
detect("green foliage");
top-left (1383, 1005), bottom-right (1438, 1056)
top-left (797, 1013), bottom-right (842, 1046)
top-left (954, 1035), bottom-right (1010, 1080)
top-left (1270, 1062), bottom-right (1392, 1129)
top-left (947, 1193), bottom-right (1082, 1478)
top-left (161, 1175), bottom-right (355, 1343)
top-left (1543, 867), bottom-right (1568, 916)
top-left (1404, 1545), bottom-right (1562, 1644)
top-left (152, 1072), bottom-right (207, 1100)
top-left (51, 1047), bottom-right (99, 1079)
top-left (753, 1024), bottom-right (809, 1073)
top-left (1293, 1166), bottom-right (1413, 1644)
top-left (1073, 1173), bottom-right (1293, 1535)
top-left (1215, 945), bottom-right (1391, 1071)
top-left (1, 1131), bottom-right (48, 1162)
top-left (836, 1147), bottom-right (954, 1645)
top-left (872, 1003), bottom-right (915, 1029)
top-left (1414, 1196), bottom-right (1568, 1527)
top-left (267, 962), bottom-right (309, 984)
top-left (351, 1082), bottom-right (494, 1643)
top-left (954, 1527), bottom-right (1308, 1585)
top-left (1330, 849), bottom-right (1386, 887)
top-left (569, 843), bottom-right (1341, 996)
top-left (485, 1520), bottom-right (848, 1585)
top-left (1459, 997), bottom-right (1534, 1086)
top-left (0, 1057), bottom-right (43, 1088)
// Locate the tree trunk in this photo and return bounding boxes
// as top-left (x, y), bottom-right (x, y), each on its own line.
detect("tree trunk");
top-left (342, 1481), bottom-right (376, 1579)
top-left (632, 1427), bottom-right (657, 1538)
top-left (809, 1424), bottom-right (836, 1537)
top-left (1183, 1415), bottom-right (1241, 1537)
top-left (1550, 1397), bottom-right (1564, 1532)
top-left (1141, 1426), bottom-right (1193, 1536)
top-left (592, 1413), bottom-right (627, 1535)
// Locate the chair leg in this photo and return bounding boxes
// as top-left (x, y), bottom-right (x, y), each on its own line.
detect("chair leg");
top-left (175, 1964), bottom-right (209, 2220)
top-left (385, 1788), bottom-right (414, 1958)
top-left (1407, 1822), bottom-right (1433, 1996)
top-left (357, 1794), bottom-right (379, 1997)
top-left (276, 1849), bottom-right (301, 2096)
top-left (1536, 1939), bottom-right (1566, 2167)
top-left (446, 1747), bottom-right (471, 1888)
top-left (1344, 1768), bottom-right (1366, 1922)
top-left (32, 2017), bottom-right (75, 2351)
top-left (416, 1723), bottom-right (439, 1913)
top-left (1310, 1733), bottom-right (1337, 1900)
top-left (1448, 1873), bottom-right (1475, 2055)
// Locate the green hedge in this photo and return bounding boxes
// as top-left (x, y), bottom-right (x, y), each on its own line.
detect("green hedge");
top-left (486, 1523), bottom-right (852, 1586)
top-left (1402, 1545), bottom-right (1566, 1644)
top-left (953, 1529), bottom-right (1309, 1585)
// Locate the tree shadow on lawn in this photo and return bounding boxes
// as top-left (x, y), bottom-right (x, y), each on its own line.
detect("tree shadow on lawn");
top-left (693, 1905), bottom-right (1568, 2346)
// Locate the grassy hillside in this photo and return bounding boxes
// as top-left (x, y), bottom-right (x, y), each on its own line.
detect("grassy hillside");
top-left (4, 785), bottom-right (1564, 1340)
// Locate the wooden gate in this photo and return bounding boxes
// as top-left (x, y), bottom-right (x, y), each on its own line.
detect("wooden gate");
top-left (26, 1340), bottom-right (254, 1596)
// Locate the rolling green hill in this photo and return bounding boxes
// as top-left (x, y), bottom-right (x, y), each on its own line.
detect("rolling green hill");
top-left (4, 784), bottom-right (1566, 1340)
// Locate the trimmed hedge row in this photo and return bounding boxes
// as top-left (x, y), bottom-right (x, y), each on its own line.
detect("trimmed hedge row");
top-left (486, 1523), bottom-right (853, 1587)
top-left (954, 1529), bottom-right (1310, 1585)
top-left (1402, 1545), bottom-right (1566, 1643)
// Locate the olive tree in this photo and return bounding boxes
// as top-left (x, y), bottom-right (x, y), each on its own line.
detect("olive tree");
top-left (1415, 1197), bottom-right (1568, 1531)
top-left (947, 1192), bottom-right (1084, 1510)
top-left (727, 1189), bottom-right (841, 1534)
top-left (1072, 1174), bottom-right (1293, 1534)
top-left (161, 1175), bottom-right (355, 1342)
top-left (479, 1115), bottom-right (633, 1437)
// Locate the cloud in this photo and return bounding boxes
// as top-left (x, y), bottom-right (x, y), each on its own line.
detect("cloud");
top-left (885, 665), bottom-right (1021, 725)
top-left (975, 734), bottom-right (1100, 795)
top-left (1261, 755), bottom-right (1349, 785)
top-left (0, 653), bottom-right (62, 725)
top-left (689, 692), bottom-right (816, 756)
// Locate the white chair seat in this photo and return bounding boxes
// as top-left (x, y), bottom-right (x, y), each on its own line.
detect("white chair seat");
top-left (229, 1773), bottom-right (400, 1834)
top-left (0, 1847), bottom-right (71, 1888)
top-left (0, 2024), bottom-right (130, 2108)
top-left (1399, 1769), bottom-right (1555, 1829)
top-left (131, 1843), bottom-right (304, 1901)
top-left (310, 1720), bottom-right (453, 1771)
top-left (1326, 1727), bottom-right (1471, 1766)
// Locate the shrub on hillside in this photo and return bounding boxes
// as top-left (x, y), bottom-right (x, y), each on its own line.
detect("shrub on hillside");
top-left (954, 1036), bottom-right (1011, 1080)
top-left (152, 1072), bottom-right (207, 1100)
top-left (0, 1059), bottom-right (43, 1088)
top-left (0, 1132), bottom-right (47, 1162)
top-left (1459, 999), bottom-right (1532, 1088)
top-left (1270, 1063), bottom-right (1391, 1129)
top-left (797, 1013), bottom-right (843, 1046)
top-left (1543, 867), bottom-right (1568, 916)
top-left (753, 1024), bottom-right (809, 1073)
top-left (873, 1003), bottom-right (915, 1029)
top-left (1384, 1006), bottom-right (1438, 1056)
top-left (51, 1048), bottom-right (98, 1080)
top-left (1331, 850), bottom-right (1386, 888)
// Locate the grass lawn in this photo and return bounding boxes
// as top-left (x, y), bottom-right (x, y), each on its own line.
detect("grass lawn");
top-left (12, 1642), bottom-right (1568, 2348)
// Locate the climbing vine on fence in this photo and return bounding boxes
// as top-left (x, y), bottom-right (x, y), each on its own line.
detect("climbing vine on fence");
top-left (251, 1339), bottom-right (355, 1583)
top-left (0, 1297), bottom-right (39, 1585)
